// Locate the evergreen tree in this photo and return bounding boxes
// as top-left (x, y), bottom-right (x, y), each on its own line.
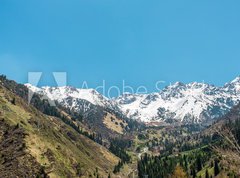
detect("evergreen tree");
top-left (205, 169), bottom-right (209, 178)
top-left (214, 160), bottom-right (220, 176)
top-left (192, 168), bottom-right (196, 178)
top-left (196, 155), bottom-right (202, 171)
top-left (11, 97), bottom-right (16, 105)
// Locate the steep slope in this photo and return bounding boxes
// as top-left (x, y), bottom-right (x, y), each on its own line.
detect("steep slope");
top-left (0, 119), bottom-right (48, 178)
top-left (25, 83), bottom-right (138, 139)
top-left (201, 102), bottom-right (240, 176)
top-left (0, 79), bottom-right (119, 177)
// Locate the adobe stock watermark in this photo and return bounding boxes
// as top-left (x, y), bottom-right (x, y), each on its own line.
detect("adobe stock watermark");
top-left (27, 72), bottom-right (67, 106)
top-left (27, 72), bottom-right (207, 106)
top-left (81, 80), bottom-right (166, 98)
top-left (27, 72), bottom-right (168, 106)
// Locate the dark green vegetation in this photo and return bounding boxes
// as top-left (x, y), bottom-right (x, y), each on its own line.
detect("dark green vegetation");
top-left (138, 145), bottom-right (218, 178)
top-left (109, 139), bottom-right (132, 173)
top-left (137, 104), bottom-right (240, 178)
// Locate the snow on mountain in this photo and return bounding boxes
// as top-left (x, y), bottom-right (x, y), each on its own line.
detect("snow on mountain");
top-left (24, 84), bottom-right (117, 117)
top-left (113, 78), bottom-right (240, 123)
top-left (25, 84), bottom-right (110, 107)
top-left (224, 76), bottom-right (240, 94)
top-left (25, 76), bottom-right (240, 124)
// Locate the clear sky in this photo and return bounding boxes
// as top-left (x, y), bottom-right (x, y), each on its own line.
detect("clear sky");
top-left (0, 0), bottom-right (240, 94)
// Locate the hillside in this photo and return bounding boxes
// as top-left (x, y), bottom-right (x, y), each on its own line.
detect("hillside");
top-left (0, 78), bottom-right (119, 177)
top-left (1, 76), bottom-right (141, 141)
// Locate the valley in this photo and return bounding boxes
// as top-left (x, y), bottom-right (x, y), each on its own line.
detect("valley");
top-left (0, 75), bottom-right (240, 177)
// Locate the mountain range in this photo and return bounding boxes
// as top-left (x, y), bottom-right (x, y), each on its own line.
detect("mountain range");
top-left (26, 76), bottom-right (240, 125)
top-left (1, 75), bottom-right (240, 177)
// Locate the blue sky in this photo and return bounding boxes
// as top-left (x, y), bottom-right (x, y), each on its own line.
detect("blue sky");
top-left (0, 0), bottom-right (240, 94)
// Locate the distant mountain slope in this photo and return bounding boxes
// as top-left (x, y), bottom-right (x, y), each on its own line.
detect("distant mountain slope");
top-left (0, 77), bottom-right (119, 177)
top-left (115, 79), bottom-right (240, 124)
top-left (26, 77), bottom-right (240, 124)
top-left (25, 84), bottom-right (112, 107)
top-left (25, 82), bottom-right (143, 139)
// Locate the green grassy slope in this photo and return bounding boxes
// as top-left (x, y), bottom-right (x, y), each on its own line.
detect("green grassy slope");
top-left (0, 83), bottom-right (119, 177)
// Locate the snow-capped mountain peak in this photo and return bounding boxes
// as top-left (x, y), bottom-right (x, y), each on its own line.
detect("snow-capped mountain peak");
top-left (25, 76), bottom-right (240, 124)
top-left (25, 84), bottom-right (110, 107)
top-left (230, 76), bottom-right (240, 84)
top-left (114, 78), bottom-right (240, 123)
top-left (224, 76), bottom-right (240, 94)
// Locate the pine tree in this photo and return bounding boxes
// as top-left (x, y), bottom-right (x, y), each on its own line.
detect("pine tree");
top-left (196, 155), bottom-right (202, 171)
top-left (183, 155), bottom-right (188, 170)
top-left (214, 160), bottom-right (220, 176)
top-left (205, 169), bottom-right (209, 178)
top-left (192, 168), bottom-right (196, 178)
top-left (11, 97), bottom-right (16, 105)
